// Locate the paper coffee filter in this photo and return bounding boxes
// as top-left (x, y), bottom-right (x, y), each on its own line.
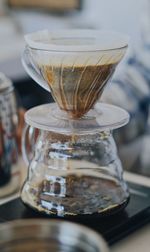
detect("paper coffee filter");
top-left (25, 29), bottom-right (129, 52)
top-left (25, 30), bottom-right (128, 67)
top-left (30, 47), bottom-right (126, 68)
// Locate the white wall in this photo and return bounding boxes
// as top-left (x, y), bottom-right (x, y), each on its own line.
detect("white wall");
top-left (12, 0), bottom-right (148, 46)
top-left (83, 0), bottom-right (147, 44)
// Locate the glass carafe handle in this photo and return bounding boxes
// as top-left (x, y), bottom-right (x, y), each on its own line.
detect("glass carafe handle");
top-left (22, 47), bottom-right (50, 92)
top-left (22, 124), bottom-right (36, 166)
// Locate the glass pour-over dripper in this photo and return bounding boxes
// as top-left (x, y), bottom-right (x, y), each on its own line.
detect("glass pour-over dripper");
top-left (21, 30), bottom-right (130, 217)
top-left (22, 29), bottom-right (128, 119)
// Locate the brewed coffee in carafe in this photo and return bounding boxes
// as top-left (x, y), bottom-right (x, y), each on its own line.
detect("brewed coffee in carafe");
top-left (21, 30), bottom-right (130, 216)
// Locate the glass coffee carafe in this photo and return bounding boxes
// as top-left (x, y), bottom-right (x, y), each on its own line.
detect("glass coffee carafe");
top-left (21, 30), bottom-right (130, 217)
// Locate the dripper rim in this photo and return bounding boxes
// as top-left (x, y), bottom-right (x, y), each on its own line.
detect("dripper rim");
top-left (25, 29), bottom-right (129, 52)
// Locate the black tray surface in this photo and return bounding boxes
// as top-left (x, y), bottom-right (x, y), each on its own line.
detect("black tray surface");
top-left (0, 182), bottom-right (150, 245)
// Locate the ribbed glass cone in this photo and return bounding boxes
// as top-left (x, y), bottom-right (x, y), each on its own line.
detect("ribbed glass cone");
top-left (23, 30), bottom-right (129, 119)
top-left (39, 60), bottom-right (118, 119)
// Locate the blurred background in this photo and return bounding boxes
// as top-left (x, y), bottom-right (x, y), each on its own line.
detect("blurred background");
top-left (1, 0), bottom-right (150, 177)
top-left (0, 0), bottom-right (146, 82)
